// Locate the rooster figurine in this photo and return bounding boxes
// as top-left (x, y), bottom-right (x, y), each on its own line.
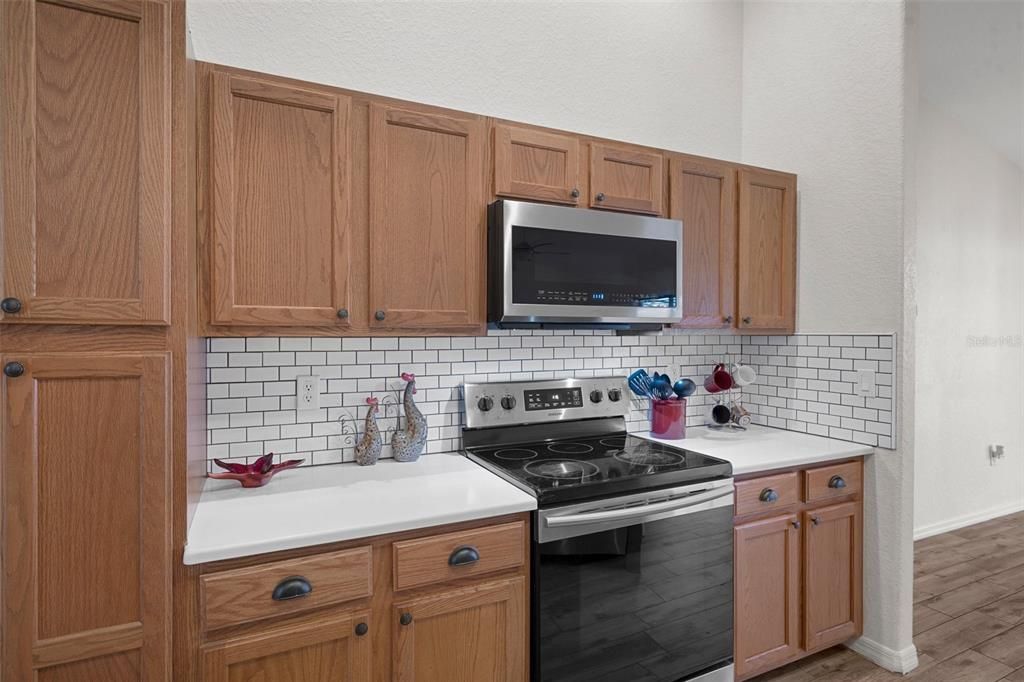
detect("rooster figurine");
top-left (391, 372), bottom-right (427, 462)
top-left (353, 397), bottom-right (382, 466)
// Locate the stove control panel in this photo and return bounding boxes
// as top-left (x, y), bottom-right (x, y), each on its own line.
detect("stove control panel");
top-left (463, 377), bottom-right (629, 429)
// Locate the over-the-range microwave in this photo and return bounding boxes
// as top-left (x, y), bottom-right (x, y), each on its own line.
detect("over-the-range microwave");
top-left (487, 199), bottom-right (683, 330)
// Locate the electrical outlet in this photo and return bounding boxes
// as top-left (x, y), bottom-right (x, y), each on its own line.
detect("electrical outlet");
top-left (297, 375), bottom-right (320, 412)
top-left (854, 369), bottom-right (876, 397)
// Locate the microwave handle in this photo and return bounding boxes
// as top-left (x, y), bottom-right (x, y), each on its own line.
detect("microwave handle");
top-left (544, 486), bottom-right (733, 528)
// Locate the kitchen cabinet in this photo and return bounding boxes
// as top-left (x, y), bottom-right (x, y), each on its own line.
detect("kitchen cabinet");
top-left (0, 0), bottom-right (171, 325)
top-left (588, 142), bottom-right (665, 215)
top-left (393, 577), bottom-right (527, 682)
top-left (733, 460), bottom-right (863, 681)
top-left (1, 353), bottom-right (171, 680)
top-left (734, 513), bottom-right (802, 678)
top-left (493, 124), bottom-right (581, 205)
top-left (369, 103), bottom-right (486, 332)
top-left (202, 612), bottom-right (372, 682)
top-left (737, 168), bottom-right (797, 332)
top-left (208, 69), bottom-right (354, 327)
top-left (669, 156), bottom-right (737, 328)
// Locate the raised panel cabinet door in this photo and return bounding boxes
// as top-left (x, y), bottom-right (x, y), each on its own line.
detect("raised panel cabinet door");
top-left (734, 513), bottom-right (801, 679)
top-left (669, 156), bottom-right (737, 328)
top-left (201, 612), bottom-right (371, 682)
top-left (493, 124), bottom-right (580, 204)
top-left (2, 353), bottom-right (171, 680)
top-left (0, 0), bottom-right (171, 325)
top-left (803, 502), bottom-right (863, 651)
top-left (393, 577), bottom-right (526, 682)
top-left (588, 143), bottom-right (664, 215)
top-left (369, 104), bottom-right (485, 331)
top-left (736, 169), bottom-right (797, 332)
top-left (209, 70), bottom-right (352, 327)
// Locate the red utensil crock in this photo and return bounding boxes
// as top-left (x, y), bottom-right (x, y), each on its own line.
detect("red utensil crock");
top-left (650, 399), bottom-right (686, 440)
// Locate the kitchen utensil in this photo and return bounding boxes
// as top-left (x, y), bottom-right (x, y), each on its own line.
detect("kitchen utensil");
top-left (730, 402), bottom-right (752, 427)
top-left (651, 374), bottom-right (674, 400)
top-left (673, 378), bottom-right (697, 399)
top-left (703, 363), bottom-right (734, 393)
top-left (650, 399), bottom-right (686, 440)
top-left (731, 363), bottom-right (757, 387)
top-left (705, 401), bottom-right (732, 426)
top-left (628, 369), bottom-right (655, 399)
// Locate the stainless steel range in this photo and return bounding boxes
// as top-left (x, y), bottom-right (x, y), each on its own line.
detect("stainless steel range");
top-left (462, 377), bottom-right (735, 682)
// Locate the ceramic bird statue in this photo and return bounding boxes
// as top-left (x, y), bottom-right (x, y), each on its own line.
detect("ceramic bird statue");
top-left (353, 397), bottom-right (382, 466)
top-left (391, 372), bottom-right (427, 462)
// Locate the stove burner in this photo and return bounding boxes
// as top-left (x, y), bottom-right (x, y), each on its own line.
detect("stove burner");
top-left (524, 459), bottom-right (600, 481)
top-left (494, 448), bottom-right (538, 461)
top-left (599, 437), bottom-right (627, 449)
top-left (546, 442), bottom-right (594, 455)
top-left (613, 450), bottom-right (686, 467)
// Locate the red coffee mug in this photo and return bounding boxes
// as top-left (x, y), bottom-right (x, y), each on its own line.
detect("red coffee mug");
top-left (704, 363), bottom-right (734, 393)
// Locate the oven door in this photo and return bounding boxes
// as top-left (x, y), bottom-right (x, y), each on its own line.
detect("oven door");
top-left (533, 480), bottom-right (735, 682)
top-left (489, 200), bottom-right (683, 326)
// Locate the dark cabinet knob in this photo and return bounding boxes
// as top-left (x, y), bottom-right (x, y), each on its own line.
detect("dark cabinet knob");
top-left (759, 488), bottom-right (779, 503)
top-left (1, 298), bottom-right (22, 314)
top-left (448, 545), bottom-right (480, 567)
top-left (271, 576), bottom-right (312, 601)
top-left (4, 362), bottom-right (24, 378)
top-left (828, 475), bottom-right (847, 489)
top-left (374, 310), bottom-right (386, 321)
top-left (399, 612), bottom-right (413, 626)
top-left (723, 315), bottom-right (734, 324)
top-left (742, 317), bottom-right (752, 325)
top-left (337, 308), bottom-right (349, 319)
top-left (570, 188), bottom-right (580, 199)
top-left (811, 515), bottom-right (820, 526)
top-left (355, 622), bottom-right (368, 636)
top-left (595, 192), bottom-right (606, 202)
top-left (792, 520), bottom-right (801, 529)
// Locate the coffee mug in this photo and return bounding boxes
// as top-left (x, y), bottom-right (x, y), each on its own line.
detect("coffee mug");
top-left (704, 363), bottom-right (734, 393)
top-left (730, 403), bottom-right (752, 427)
top-left (706, 401), bottom-right (732, 425)
top-left (731, 363), bottom-right (757, 387)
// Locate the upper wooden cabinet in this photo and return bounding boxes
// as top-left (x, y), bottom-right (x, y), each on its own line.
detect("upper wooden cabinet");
top-left (0, 0), bottom-right (171, 325)
top-left (368, 104), bottom-right (485, 332)
top-left (588, 143), bottom-right (664, 215)
top-left (2, 353), bottom-right (170, 680)
top-left (669, 156), bottom-right (737, 328)
top-left (803, 501), bottom-right (862, 651)
top-left (493, 124), bottom-right (580, 205)
top-left (737, 169), bottom-right (797, 331)
top-left (208, 70), bottom-right (353, 327)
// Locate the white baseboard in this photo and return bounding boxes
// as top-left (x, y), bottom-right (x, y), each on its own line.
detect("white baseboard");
top-left (847, 636), bottom-right (919, 673)
top-left (914, 500), bottom-right (1024, 541)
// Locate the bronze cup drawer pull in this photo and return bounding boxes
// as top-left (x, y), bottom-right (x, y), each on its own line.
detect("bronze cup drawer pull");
top-left (828, 475), bottom-right (847, 489)
top-left (448, 545), bottom-right (481, 567)
top-left (758, 488), bottom-right (779, 503)
top-left (271, 576), bottom-right (313, 601)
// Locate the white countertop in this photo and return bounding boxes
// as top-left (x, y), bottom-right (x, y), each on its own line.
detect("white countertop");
top-left (183, 453), bottom-right (537, 565)
top-left (639, 424), bottom-right (873, 475)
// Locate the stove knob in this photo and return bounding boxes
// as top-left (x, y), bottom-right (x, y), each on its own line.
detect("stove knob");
top-left (500, 395), bottom-right (517, 410)
top-left (477, 396), bottom-right (494, 412)
top-left (608, 388), bottom-right (622, 402)
top-left (589, 390), bottom-right (603, 403)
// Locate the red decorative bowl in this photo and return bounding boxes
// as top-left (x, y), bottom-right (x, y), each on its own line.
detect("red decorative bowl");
top-left (209, 453), bottom-right (303, 488)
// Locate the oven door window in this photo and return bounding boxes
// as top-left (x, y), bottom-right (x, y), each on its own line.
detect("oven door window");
top-left (511, 225), bottom-right (677, 308)
top-left (535, 506), bottom-right (733, 681)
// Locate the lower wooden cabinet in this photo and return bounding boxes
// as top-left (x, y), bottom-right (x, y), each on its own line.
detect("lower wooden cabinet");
top-left (393, 577), bottom-right (526, 682)
top-left (733, 461), bottom-right (863, 680)
top-left (202, 612), bottom-right (371, 682)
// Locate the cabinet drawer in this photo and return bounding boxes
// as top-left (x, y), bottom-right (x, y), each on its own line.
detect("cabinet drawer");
top-left (393, 521), bottom-right (526, 592)
top-left (201, 546), bottom-right (372, 631)
top-left (804, 461), bottom-right (862, 502)
top-left (735, 472), bottom-right (800, 516)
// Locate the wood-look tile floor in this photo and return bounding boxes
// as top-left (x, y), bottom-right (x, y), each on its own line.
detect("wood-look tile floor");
top-left (756, 511), bottom-right (1024, 681)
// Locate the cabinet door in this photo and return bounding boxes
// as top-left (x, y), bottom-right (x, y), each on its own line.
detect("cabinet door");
top-left (369, 104), bottom-right (485, 332)
top-left (209, 71), bottom-right (352, 327)
top-left (393, 577), bottom-right (526, 682)
top-left (2, 353), bottom-right (170, 680)
top-left (736, 169), bottom-right (797, 332)
top-left (493, 124), bottom-right (580, 205)
top-left (734, 513), bottom-right (801, 679)
top-left (589, 143), bottom-right (664, 215)
top-left (0, 0), bottom-right (170, 325)
top-left (669, 156), bottom-right (737, 328)
top-left (803, 502), bottom-right (862, 651)
top-left (202, 612), bottom-right (371, 682)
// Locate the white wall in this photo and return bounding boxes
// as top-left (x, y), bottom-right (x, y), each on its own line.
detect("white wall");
top-left (912, 102), bottom-right (1024, 537)
top-left (187, 0), bottom-right (743, 160)
top-left (740, 1), bottom-right (916, 670)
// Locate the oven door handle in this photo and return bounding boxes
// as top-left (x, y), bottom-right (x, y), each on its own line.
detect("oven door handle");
top-left (544, 486), bottom-right (733, 528)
